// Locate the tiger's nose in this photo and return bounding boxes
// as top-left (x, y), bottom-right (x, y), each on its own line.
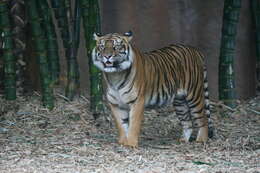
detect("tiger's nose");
top-left (104, 55), bottom-right (112, 59)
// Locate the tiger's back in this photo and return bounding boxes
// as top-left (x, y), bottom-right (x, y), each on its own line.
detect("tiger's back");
top-left (140, 45), bottom-right (206, 108)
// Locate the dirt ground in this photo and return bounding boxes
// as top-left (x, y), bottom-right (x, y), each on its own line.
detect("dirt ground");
top-left (0, 91), bottom-right (259, 173)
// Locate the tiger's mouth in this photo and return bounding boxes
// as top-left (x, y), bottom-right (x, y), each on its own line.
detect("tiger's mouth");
top-left (103, 61), bottom-right (114, 67)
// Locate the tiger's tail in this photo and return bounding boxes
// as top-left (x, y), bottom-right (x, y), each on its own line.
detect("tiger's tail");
top-left (203, 66), bottom-right (214, 138)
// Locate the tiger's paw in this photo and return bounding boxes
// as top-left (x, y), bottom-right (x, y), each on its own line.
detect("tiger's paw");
top-left (124, 137), bottom-right (138, 148)
top-left (118, 136), bottom-right (127, 145)
top-left (179, 128), bottom-right (192, 143)
top-left (196, 136), bottom-right (208, 143)
top-left (196, 126), bottom-right (208, 143)
top-left (178, 137), bottom-right (190, 143)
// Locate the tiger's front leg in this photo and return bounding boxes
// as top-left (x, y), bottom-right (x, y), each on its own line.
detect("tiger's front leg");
top-left (109, 103), bottom-right (129, 145)
top-left (126, 98), bottom-right (145, 148)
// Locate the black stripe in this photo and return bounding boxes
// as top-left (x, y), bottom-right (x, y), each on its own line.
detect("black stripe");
top-left (126, 97), bottom-right (138, 104)
top-left (122, 117), bottom-right (129, 124)
top-left (168, 47), bottom-right (183, 59)
top-left (122, 80), bottom-right (135, 95)
top-left (175, 110), bottom-right (189, 115)
top-left (191, 107), bottom-right (204, 114)
top-left (187, 98), bottom-right (201, 109)
top-left (118, 68), bottom-right (131, 90)
top-left (192, 115), bottom-right (205, 121)
top-left (178, 114), bottom-right (191, 121)
top-left (126, 46), bottom-right (130, 61)
top-left (155, 72), bottom-right (162, 105)
top-left (107, 92), bottom-right (117, 100)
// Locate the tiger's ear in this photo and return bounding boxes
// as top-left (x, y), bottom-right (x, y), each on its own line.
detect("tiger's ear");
top-left (123, 31), bottom-right (133, 42)
top-left (93, 32), bottom-right (101, 41)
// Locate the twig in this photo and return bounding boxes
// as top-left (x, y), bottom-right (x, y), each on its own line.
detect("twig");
top-left (144, 144), bottom-right (171, 150)
top-left (246, 108), bottom-right (260, 115)
top-left (14, 143), bottom-right (39, 164)
top-left (79, 113), bottom-right (89, 126)
top-left (56, 93), bottom-right (70, 101)
top-left (101, 164), bottom-right (110, 173)
top-left (210, 101), bottom-right (236, 112)
top-left (33, 91), bottom-right (41, 97)
top-left (12, 124), bottom-right (32, 136)
top-left (80, 95), bottom-right (90, 103)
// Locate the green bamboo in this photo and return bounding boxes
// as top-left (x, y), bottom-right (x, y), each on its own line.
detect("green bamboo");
top-left (71, 0), bottom-right (81, 82)
top-left (0, 1), bottom-right (16, 100)
top-left (72, 0), bottom-right (81, 52)
top-left (26, 0), bottom-right (54, 109)
top-left (37, 0), bottom-right (60, 84)
top-left (80, 0), bottom-right (104, 115)
top-left (9, 0), bottom-right (26, 93)
top-left (65, 0), bottom-right (80, 100)
top-left (50, 1), bottom-right (68, 47)
top-left (50, 0), bottom-right (80, 100)
top-left (219, 0), bottom-right (241, 108)
top-left (252, 0), bottom-right (260, 90)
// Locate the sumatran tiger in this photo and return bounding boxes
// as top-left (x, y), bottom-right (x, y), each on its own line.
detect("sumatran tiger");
top-left (92, 31), bottom-right (212, 147)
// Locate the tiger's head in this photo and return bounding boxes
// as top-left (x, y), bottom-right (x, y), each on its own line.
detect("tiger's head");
top-left (92, 31), bottom-right (134, 73)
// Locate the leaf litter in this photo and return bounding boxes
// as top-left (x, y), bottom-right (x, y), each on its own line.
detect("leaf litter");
top-left (0, 90), bottom-right (259, 173)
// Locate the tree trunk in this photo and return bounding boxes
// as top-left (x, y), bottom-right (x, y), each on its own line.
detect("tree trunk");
top-left (219, 0), bottom-right (241, 107)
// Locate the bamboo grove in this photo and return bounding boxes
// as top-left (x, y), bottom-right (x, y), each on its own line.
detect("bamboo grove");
top-left (0, 0), bottom-right (259, 113)
top-left (0, 0), bottom-right (103, 114)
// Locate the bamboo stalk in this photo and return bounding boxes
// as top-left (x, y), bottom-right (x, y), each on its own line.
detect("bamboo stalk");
top-left (80, 0), bottom-right (104, 115)
top-left (0, 1), bottom-right (16, 100)
top-left (9, 0), bottom-right (26, 93)
top-left (37, 0), bottom-right (60, 84)
top-left (50, 0), bottom-right (70, 47)
top-left (26, 0), bottom-right (54, 109)
top-left (50, 0), bottom-right (80, 100)
top-left (51, 0), bottom-right (79, 100)
top-left (65, 0), bottom-right (80, 100)
top-left (252, 0), bottom-right (260, 90)
top-left (219, 0), bottom-right (241, 108)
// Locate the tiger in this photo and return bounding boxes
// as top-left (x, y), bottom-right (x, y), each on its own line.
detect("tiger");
top-left (92, 31), bottom-right (213, 147)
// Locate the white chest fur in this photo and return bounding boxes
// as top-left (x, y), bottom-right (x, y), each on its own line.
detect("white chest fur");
top-left (106, 86), bottom-right (138, 109)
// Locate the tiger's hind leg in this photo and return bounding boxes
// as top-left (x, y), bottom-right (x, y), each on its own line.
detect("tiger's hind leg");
top-left (109, 103), bottom-right (129, 145)
top-left (174, 94), bottom-right (193, 142)
top-left (188, 99), bottom-right (208, 143)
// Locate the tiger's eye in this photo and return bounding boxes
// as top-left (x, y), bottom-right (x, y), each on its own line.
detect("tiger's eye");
top-left (114, 45), bottom-right (122, 50)
top-left (119, 45), bottom-right (125, 51)
top-left (99, 44), bottom-right (105, 50)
